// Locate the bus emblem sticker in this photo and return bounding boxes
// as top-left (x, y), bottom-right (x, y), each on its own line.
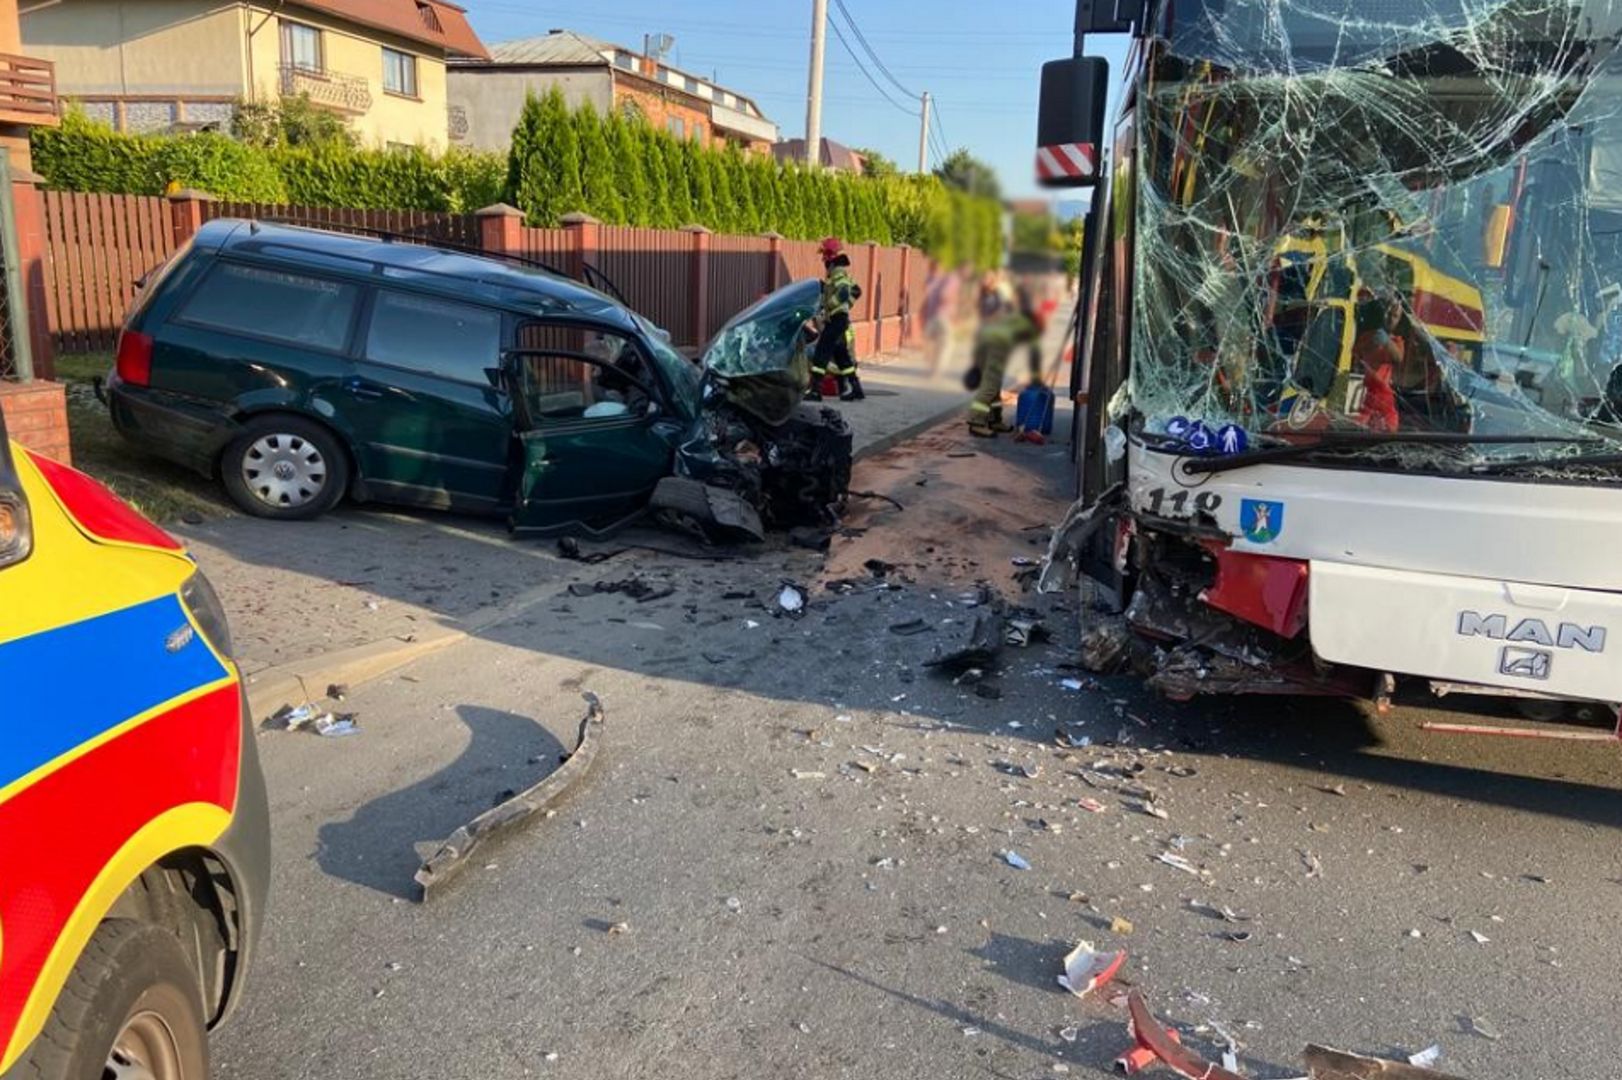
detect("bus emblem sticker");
top-left (1239, 499), bottom-right (1285, 544)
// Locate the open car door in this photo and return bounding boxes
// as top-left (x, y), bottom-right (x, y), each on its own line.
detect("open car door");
top-left (506, 321), bottom-right (683, 535)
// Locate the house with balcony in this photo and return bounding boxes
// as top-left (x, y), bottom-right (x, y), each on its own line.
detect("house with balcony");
top-left (19, 0), bottom-right (488, 148)
top-left (447, 30), bottom-right (777, 154)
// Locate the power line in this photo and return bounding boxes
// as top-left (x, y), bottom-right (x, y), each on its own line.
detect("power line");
top-left (929, 99), bottom-right (952, 156)
top-left (825, 13), bottom-right (920, 118)
top-left (831, 0), bottom-right (921, 101)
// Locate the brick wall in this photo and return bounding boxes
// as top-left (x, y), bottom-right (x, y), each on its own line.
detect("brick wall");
top-left (0, 380), bottom-right (70, 464)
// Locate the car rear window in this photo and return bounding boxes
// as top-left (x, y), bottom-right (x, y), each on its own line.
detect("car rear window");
top-left (364, 290), bottom-right (502, 384)
top-left (178, 262), bottom-right (359, 352)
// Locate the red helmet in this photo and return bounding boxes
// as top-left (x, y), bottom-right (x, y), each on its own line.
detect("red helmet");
top-left (819, 237), bottom-right (844, 261)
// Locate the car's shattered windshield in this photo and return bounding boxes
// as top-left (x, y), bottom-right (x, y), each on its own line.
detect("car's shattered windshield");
top-left (1133, 0), bottom-right (1622, 473)
top-left (701, 278), bottom-right (821, 427)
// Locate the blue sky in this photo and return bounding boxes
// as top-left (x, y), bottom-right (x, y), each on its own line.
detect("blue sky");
top-left (460, 0), bottom-right (1129, 200)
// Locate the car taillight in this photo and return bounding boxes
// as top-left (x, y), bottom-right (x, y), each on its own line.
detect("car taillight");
top-left (0, 438), bottom-right (32, 569)
top-left (116, 329), bottom-right (153, 386)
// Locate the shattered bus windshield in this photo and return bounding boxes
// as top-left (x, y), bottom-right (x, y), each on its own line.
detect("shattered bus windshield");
top-left (1134, 0), bottom-right (1622, 472)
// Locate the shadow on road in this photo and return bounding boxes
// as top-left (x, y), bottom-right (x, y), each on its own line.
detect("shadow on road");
top-left (314, 704), bottom-right (564, 899)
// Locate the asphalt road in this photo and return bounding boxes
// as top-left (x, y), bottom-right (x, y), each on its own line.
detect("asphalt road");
top-left (214, 415), bottom-right (1622, 1080)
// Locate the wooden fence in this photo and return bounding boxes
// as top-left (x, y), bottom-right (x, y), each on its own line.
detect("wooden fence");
top-left (41, 192), bottom-right (931, 356)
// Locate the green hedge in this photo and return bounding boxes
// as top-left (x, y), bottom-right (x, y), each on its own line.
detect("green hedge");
top-left (32, 107), bottom-right (504, 212)
top-left (507, 89), bottom-right (1003, 269)
top-left (33, 97), bottom-right (1003, 268)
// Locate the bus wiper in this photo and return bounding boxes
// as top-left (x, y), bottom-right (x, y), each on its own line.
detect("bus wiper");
top-left (1178, 432), bottom-right (1602, 475)
top-left (1468, 449), bottom-right (1622, 475)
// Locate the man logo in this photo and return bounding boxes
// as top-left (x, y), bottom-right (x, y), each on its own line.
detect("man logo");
top-left (1456, 611), bottom-right (1607, 653)
top-left (1498, 646), bottom-right (1552, 681)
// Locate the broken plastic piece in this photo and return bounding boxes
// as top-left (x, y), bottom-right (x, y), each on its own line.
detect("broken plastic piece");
top-left (415, 693), bottom-right (605, 900)
top-left (1121, 990), bottom-right (1245, 1080)
top-left (1302, 1044), bottom-right (1471, 1078)
top-left (1001, 850), bottom-right (1033, 870)
top-left (1407, 1046), bottom-right (1442, 1069)
top-left (778, 582), bottom-right (807, 616)
top-left (1057, 940), bottom-right (1126, 999)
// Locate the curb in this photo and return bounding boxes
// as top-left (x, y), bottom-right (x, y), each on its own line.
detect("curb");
top-left (242, 625), bottom-right (467, 721)
top-left (852, 401), bottom-right (966, 463)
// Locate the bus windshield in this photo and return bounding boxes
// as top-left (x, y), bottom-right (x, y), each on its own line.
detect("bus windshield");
top-left (1133, 0), bottom-right (1622, 472)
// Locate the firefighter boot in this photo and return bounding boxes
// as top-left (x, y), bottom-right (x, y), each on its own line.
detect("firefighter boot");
top-left (988, 404), bottom-right (1014, 433)
top-left (840, 373), bottom-right (866, 401)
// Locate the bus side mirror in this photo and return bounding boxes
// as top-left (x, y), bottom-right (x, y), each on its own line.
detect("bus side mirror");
top-left (1036, 56), bottom-right (1109, 189)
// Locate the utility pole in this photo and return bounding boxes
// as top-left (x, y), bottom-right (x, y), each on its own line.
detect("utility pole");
top-left (805, 0), bottom-right (828, 169)
top-left (917, 90), bottom-right (932, 173)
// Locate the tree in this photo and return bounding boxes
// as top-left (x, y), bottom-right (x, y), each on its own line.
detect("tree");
top-left (607, 111), bottom-right (652, 226)
top-left (506, 88), bottom-right (584, 226)
top-left (934, 148), bottom-right (1001, 201)
top-left (660, 131), bottom-right (694, 226)
top-left (231, 93), bottom-right (355, 149)
top-left (685, 140), bottom-right (718, 229)
top-left (1012, 209), bottom-right (1059, 254)
top-left (641, 123), bottom-right (675, 228)
top-left (852, 146), bottom-right (899, 179)
top-left (574, 102), bottom-right (625, 224)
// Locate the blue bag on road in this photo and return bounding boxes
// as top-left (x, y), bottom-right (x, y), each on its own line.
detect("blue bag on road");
top-left (1016, 383), bottom-right (1055, 435)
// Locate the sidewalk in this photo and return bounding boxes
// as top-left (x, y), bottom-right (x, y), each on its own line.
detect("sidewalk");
top-left (179, 299), bottom-right (1076, 708)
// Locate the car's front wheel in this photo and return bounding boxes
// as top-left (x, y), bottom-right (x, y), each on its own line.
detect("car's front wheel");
top-left (11, 919), bottom-right (209, 1080)
top-left (221, 415), bottom-right (348, 520)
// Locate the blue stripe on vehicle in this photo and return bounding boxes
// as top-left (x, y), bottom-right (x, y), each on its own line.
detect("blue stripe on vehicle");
top-left (0, 594), bottom-right (230, 792)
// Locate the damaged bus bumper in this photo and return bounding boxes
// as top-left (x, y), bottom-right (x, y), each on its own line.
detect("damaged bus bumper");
top-left (1046, 438), bottom-right (1622, 710)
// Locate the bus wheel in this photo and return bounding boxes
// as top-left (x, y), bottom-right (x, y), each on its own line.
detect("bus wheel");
top-left (14, 920), bottom-right (208, 1080)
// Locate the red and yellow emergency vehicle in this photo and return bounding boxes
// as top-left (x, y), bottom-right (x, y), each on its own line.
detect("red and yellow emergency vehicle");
top-left (0, 410), bottom-right (267, 1080)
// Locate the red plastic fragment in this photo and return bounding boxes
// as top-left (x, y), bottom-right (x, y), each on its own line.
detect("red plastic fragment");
top-left (1120, 989), bottom-right (1246, 1080)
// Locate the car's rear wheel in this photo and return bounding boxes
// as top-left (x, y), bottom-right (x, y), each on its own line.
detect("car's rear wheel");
top-left (11, 920), bottom-right (209, 1080)
top-left (222, 415), bottom-right (348, 520)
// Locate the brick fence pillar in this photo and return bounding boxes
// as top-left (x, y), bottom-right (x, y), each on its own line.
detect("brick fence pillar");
top-left (863, 240), bottom-right (881, 356)
top-left (168, 189), bottom-right (213, 248)
top-left (684, 224), bottom-right (712, 347)
top-left (476, 202), bottom-right (523, 258)
top-left (0, 379), bottom-right (69, 463)
top-left (10, 169), bottom-right (51, 379)
top-left (763, 231), bottom-right (784, 292)
top-left (561, 212), bottom-right (600, 283)
top-left (898, 245), bottom-right (913, 346)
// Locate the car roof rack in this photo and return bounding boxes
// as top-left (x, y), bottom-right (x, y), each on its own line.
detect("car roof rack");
top-left (255, 217), bottom-right (630, 306)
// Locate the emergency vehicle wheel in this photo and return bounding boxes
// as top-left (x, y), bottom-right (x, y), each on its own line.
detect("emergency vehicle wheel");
top-left (14, 920), bottom-right (208, 1080)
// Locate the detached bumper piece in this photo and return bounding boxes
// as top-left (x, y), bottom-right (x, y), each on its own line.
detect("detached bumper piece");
top-left (415, 693), bottom-right (605, 900)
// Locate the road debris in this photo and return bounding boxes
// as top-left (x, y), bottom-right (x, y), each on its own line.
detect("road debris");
top-left (1000, 850), bottom-right (1033, 870)
top-left (1303, 1043), bottom-right (1473, 1078)
top-left (265, 703), bottom-right (358, 737)
top-left (1137, 800), bottom-right (1170, 820)
top-left (777, 582), bottom-right (807, 616)
top-left (1154, 852), bottom-right (1200, 876)
top-left (791, 769), bottom-right (827, 780)
top-left (925, 592), bottom-right (1006, 672)
top-left (1109, 916), bottom-right (1135, 935)
top-left (1463, 1016), bottom-right (1500, 1041)
top-left (1056, 940), bottom-right (1126, 999)
top-left (1301, 850), bottom-right (1324, 878)
top-left (1118, 990), bottom-right (1245, 1080)
top-left (889, 618), bottom-right (933, 636)
top-left (1408, 1045), bottom-right (1443, 1068)
top-left (1078, 797), bottom-right (1107, 813)
top-left (1468, 930), bottom-right (1490, 944)
top-left (415, 693), bottom-right (605, 900)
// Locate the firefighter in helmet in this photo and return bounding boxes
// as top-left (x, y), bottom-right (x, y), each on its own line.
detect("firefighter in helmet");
top-left (808, 237), bottom-right (866, 401)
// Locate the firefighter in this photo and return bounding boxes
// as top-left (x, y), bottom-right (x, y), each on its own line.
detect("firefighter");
top-left (807, 237), bottom-right (866, 401)
top-left (967, 287), bottom-right (1037, 438)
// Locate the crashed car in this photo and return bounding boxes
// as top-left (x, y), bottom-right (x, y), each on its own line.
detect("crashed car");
top-left (101, 219), bottom-right (850, 538)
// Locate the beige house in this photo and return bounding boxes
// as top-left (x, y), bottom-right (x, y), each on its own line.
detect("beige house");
top-left (19, 0), bottom-right (488, 148)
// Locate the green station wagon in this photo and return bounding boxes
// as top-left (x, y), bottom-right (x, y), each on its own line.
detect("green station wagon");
top-left (104, 220), bottom-right (851, 537)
